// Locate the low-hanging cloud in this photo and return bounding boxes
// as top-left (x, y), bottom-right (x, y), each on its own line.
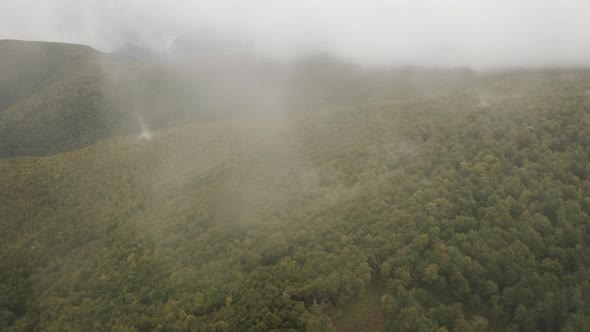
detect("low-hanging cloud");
top-left (1, 0), bottom-right (589, 68)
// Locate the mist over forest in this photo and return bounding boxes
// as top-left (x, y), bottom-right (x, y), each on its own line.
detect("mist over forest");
top-left (2, 1), bottom-right (590, 331)
top-left (3, 0), bottom-right (590, 68)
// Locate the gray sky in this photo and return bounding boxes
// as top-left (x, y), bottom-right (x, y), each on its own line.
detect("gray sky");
top-left (1, 0), bottom-right (589, 68)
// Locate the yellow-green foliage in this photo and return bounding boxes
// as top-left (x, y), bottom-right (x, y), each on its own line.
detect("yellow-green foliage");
top-left (2, 42), bottom-right (590, 331)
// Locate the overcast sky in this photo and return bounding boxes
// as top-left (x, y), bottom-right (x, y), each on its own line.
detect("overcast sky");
top-left (1, 0), bottom-right (589, 68)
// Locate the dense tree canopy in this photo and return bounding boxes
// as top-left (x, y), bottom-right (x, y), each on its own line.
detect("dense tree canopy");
top-left (2, 42), bottom-right (590, 331)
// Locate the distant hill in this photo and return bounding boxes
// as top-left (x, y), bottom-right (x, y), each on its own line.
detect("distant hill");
top-left (0, 40), bottom-right (132, 157)
top-left (0, 40), bottom-right (98, 111)
top-left (0, 40), bottom-right (225, 158)
top-left (0, 40), bottom-right (482, 158)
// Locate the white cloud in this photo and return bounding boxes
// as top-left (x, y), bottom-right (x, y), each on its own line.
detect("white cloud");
top-left (1, 0), bottom-right (589, 67)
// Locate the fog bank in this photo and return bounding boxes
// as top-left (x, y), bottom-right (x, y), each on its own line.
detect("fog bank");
top-left (1, 0), bottom-right (589, 68)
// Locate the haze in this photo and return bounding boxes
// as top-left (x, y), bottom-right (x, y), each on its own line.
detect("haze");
top-left (1, 0), bottom-right (589, 68)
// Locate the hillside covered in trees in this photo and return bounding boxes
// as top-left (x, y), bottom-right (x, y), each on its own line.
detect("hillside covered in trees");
top-left (2, 40), bottom-right (590, 331)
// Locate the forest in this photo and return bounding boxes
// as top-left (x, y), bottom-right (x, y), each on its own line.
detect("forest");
top-left (1, 41), bottom-right (590, 331)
